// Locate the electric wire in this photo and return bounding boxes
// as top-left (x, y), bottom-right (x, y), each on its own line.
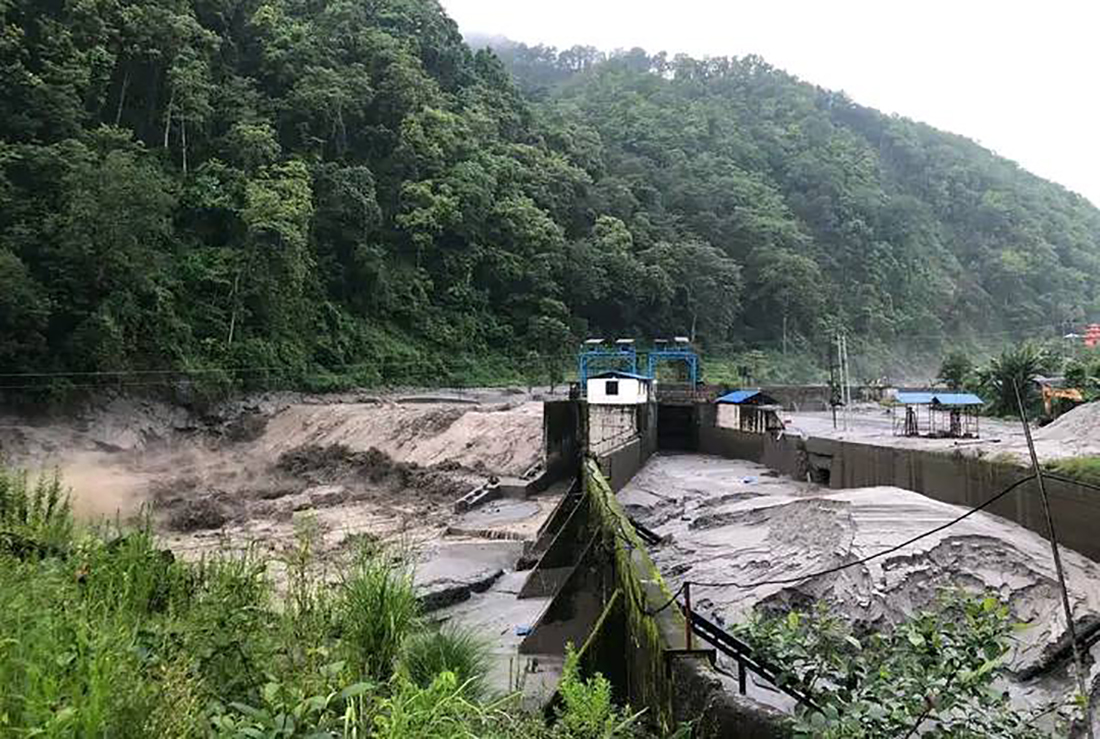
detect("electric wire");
top-left (644, 472), bottom-right (1039, 616)
top-left (0, 316), bottom-right (1073, 385)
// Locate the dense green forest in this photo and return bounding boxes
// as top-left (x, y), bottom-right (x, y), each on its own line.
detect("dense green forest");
top-left (2, 0), bottom-right (1099, 394)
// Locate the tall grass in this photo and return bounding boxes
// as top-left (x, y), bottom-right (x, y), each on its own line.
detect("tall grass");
top-left (333, 546), bottom-right (421, 682)
top-left (0, 464), bottom-right (654, 737)
top-left (399, 625), bottom-right (490, 698)
top-left (0, 467), bottom-right (72, 554)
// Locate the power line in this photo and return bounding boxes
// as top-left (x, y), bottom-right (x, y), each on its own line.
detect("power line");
top-left (646, 473), bottom-right (1038, 616)
top-left (0, 317), bottom-right (1074, 384)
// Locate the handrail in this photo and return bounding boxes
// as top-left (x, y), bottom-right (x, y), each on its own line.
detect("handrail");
top-left (686, 609), bottom-right (819, 710)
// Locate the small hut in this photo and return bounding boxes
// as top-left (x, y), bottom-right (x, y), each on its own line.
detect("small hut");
top-left (586, 370), bottom-right (653, 405)
top-left (716, 390), bottom-right (785, 434)
top-left (894, 392), bottom-right (983, 438)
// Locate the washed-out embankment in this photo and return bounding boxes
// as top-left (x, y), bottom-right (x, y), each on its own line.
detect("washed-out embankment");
top-left (0, 391), bottom-right (549, 569)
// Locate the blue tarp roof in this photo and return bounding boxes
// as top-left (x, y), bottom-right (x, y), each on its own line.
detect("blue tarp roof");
top-left (716, 389), bottom-right (762, 404)
top-left (933, 392), bottom-right (985, 406)
top-left (896, 391), bottom-right (984, 406)
top-left (589, 370), bottom-right (652, 381)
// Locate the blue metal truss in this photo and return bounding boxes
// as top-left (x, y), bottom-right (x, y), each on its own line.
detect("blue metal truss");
top-left (646, 348), bottom-right (698, 385)
top-left (577, 345), bottom-right (638, 385)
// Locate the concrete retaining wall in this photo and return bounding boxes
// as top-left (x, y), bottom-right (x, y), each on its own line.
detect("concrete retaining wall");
top-left (544, 400), bottom-right (581, 483)
top-left (577, 459), bottom-right (791, 737)
top-left (697, 421), bottom-right (1100, 562)
top-left (593, 399), bottom-right (659, 492)
top-left (521, 457), bottom-right (790, 736)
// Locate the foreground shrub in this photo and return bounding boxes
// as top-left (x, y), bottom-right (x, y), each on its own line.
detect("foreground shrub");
top-left (0, 467), bottom-right (72, 555)
top-left (400, 625), bottom-right (490, 698)
top-left (372, 671), bottom-right (518, 739)
top-left (333, 547), bottom-right (420, 682)
top-left (734, 594), bottom-right (1078, 738)
top-left (553, 646), bottom-right (645, 739)
top-left (208, 661), bottom-right (371, 738)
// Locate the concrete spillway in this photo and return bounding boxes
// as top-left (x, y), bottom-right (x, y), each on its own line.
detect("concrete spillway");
top-left (619, 453), bottom-right (1100, 723)
top-left (531, 397), bottom-right (1100, 733)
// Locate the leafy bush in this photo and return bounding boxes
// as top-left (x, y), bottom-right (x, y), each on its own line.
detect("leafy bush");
top-left (208, 662), bottom-right (371, 739)
top-left (400, 625), bottom-right (490, 698)
top-left (734, 594), bottom-right (1076, 738)
top-left (553, 646), bottom-right (645, 739)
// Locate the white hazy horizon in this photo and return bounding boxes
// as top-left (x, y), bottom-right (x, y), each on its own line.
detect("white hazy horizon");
top-left (442, 0), bottom-right (1100, 208)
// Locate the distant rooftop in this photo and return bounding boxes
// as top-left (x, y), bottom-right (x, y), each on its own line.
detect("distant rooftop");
top-left (716, 389), bottom-right (779, 405)
top-left (589, 370), bottom-right (652, 382)
top-left (896, 391), bottom-right (984, 406)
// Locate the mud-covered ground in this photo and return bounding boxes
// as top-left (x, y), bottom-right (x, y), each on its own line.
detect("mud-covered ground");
top-left (0, 389), bottom-right (551, 568)
top-left (0, 388), bottom-right (568, 703)
top-left (621, 453), bottom-right (1100, 729)
top-left (785, 401), bottom-right (1100, 464)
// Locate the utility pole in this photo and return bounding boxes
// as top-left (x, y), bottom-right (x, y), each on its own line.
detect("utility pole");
top-left (829, 334), bottom-right (839, 429)
top-left (782, 313), bottom-right (788, 356)
top-left (834, 332), bottom-right (851, 431)
top-left (841, 333), bottom-right (852, 431)
top-left (1014, 383), bottom-right (1095, 739)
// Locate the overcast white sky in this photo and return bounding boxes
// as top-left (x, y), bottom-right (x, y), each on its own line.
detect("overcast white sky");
top-left (441, 0), bottom-right (1100, 207)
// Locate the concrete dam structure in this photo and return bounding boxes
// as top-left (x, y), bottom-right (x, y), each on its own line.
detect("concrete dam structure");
top-left (512, 395), bottom-right (1100, 735)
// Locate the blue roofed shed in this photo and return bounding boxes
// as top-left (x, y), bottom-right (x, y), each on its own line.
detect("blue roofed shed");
top-left (716, 389), bottom-right (779, 405)
top-left (895, 392), bottom-right (983, 407)
top-left (894, 391), bottom-right (983, 438)
top-left (715, 389), bottom-right (784, 433)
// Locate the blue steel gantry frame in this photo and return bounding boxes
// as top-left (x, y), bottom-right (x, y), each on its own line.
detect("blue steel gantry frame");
top-left (577, 340), bottom-right (638, 385)
top-left (646, 345), bottom-right (698, 385)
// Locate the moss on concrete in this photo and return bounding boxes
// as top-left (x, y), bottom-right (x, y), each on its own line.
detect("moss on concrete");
top-left (583, 457), bottom-right (683, 733)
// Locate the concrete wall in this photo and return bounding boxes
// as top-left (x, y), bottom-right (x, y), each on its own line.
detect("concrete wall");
top-left (589, 405), bottom-right (638, 456)
top-left (576, 460), bottom-right (790, 737)
top-left (696, 418), bottom-right (1100, 562)
top-left (543, 400), bottom-right (581, 483)
top-left (593, 400), bottom-right (659, 492)
top-left (820, 438), bottom-right (1100, 561)
top-left (717, 404), bottom-right (741, 429)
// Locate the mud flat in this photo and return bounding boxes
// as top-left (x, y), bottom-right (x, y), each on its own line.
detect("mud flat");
top-left (620, 453), bottom-right (1100, 726)
top-left (0, 392), bottom-right (548, 562)
top-left (786, 401), bottom-right (1100, 465)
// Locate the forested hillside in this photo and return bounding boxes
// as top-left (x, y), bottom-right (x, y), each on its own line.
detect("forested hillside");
top-left (2, 0), bottom-right (1098, 394)
top-left (485, 41), bottom-right (1100, 359)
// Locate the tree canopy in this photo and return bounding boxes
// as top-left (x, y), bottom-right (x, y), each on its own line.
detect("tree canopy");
top-left (3, 1), bottom-right (1099, 393)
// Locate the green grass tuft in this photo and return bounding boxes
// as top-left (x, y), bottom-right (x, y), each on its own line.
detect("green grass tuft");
top-left (1045, 455), bottom-right (1100, 487)
top-left (333, 545), bottom-right (421, 683)
top-left (400, 625), bottom-right (490, 698)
